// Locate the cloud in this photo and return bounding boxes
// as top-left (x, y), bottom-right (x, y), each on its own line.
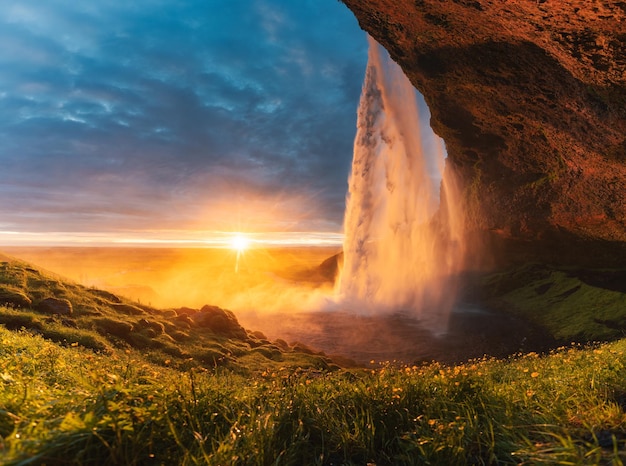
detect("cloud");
top-left (0, 0), bottom-right (367, 239)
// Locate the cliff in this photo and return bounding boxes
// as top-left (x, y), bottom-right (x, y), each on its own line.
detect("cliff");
top-left (342, 0), bottom-right (626, 265)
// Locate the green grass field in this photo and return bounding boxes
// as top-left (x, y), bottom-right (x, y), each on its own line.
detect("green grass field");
top-left (2, 326), bottom-right (626, 465)
top-left (1, 252), bottom-right (626, 464)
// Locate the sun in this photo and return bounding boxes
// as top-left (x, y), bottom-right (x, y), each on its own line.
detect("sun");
top-left (230, 233), bottom-right (250, 252)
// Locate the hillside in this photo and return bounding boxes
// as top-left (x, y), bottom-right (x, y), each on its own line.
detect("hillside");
top-left (0, 253), bottom-right (338, 374)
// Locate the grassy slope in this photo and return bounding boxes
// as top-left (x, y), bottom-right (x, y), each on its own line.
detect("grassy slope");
top-left (1, 255), bottom-right (626, 464)
top-left (0, 255), bottom-right (335, 375)
top-left (1, 327), bottom-right (626, 465)
top-left (477, 263), bottom-right (626, 342)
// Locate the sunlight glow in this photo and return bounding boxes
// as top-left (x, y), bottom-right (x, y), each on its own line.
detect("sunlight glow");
top-left (0, 229), bottom-right (343, 248)
top-left (230, 233), bottom-right (250, 253)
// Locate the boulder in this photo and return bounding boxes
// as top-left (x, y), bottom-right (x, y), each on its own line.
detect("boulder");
top-left (36, 297), bottom-right (73, 316)
top-left (193, 305), bottom-right (247, 339)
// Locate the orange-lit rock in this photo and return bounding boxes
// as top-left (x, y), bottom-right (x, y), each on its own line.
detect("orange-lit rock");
top-left (342, 0), bottom-right (626, 264)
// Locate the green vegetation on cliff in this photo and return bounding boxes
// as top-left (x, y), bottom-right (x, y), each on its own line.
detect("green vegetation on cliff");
top-left (479, 263), bottom-right (626, 342)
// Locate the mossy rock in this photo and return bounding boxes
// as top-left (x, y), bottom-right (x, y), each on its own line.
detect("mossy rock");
top-left (273, 338), bottom-right (289, 350)
top-left (292, 342), bottom-right (317, 355)
top-left (174, 315), bottom-right (193, 328)
top-left (110, 303), bottom-right (145, 316)
top-left (127, 332), bottom-right (162, 349)
top-left (249, 330), bottom-right (267, 340)
top-left (169, 330), bottom-right (189, 341)
top-left (197, 349), bottom-right (229, 366)
top-left (193, 305), bottom-right (247, 339)
top-left (135, 318), bottom-right (165, 336)
top-left (88, 289), bottom-right (122, 303)
top-left (0, 286), bottom-right (32, 309)
top-left (251, 346), bottom-right (283, 361)
top-left (36, 297), bottom-right (73, 316)
top-left (161, 309), bottom-right (178, 318)
top-left (94, 318), bottom-right (134, 338)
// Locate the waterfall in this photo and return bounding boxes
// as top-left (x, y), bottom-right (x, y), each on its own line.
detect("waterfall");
top-left (335, 36), bottom-right (465, 334)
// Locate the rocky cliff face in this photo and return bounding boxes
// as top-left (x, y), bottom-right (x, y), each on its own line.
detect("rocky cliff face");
top-left (342, 0), bottom-right (626, 265)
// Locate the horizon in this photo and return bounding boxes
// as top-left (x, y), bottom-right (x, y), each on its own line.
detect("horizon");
top-left (0, 229), bottom-right (344, 248)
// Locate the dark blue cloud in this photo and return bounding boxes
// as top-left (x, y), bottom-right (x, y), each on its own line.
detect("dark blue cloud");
top-left (0, 0), bottom-right (367, 238)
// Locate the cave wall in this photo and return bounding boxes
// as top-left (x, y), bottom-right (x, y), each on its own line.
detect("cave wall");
top-left (341, 0), bottom-right (626, 265)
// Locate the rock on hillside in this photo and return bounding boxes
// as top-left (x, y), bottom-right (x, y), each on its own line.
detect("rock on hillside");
top-left (341, 0), bottom-right (626, 265)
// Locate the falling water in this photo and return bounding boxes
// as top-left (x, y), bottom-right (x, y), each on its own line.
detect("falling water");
top-left (336, 37), bottom-right (465, 334)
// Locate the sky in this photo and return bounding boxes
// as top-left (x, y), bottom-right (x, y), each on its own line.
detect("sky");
top-left (0, 0), bottom-right (369, 246)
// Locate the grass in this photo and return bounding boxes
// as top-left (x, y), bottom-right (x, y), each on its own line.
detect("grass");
top-left (1, 326), bottom-right (626, 465)
top-left (1, 254), bottom-right (626, 464)
top-left (479, 263), bottom-right (626, 341)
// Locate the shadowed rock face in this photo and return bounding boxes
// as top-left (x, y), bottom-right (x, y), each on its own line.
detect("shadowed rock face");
top-left (341, 0), bottom-right (626, 265)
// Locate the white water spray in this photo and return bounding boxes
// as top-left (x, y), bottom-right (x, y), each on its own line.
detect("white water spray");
top-left (336, 37), bottom-right (465, 333)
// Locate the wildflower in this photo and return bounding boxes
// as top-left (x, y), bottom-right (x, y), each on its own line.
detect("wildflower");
top-left (526, 389), bottom-right (535, 397)
top-left (531, 371), bottom-right (539, 378)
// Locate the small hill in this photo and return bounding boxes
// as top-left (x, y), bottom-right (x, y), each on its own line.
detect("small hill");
top-left (0, 253), bottom-right (337, 373)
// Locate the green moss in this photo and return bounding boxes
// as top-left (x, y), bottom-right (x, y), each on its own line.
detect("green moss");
top-left (0, 286), bottom-right (32, 309)
top-left (0, 263), bottom-right (27, 288)
top-left (39, 324), bottom-right (111, 353)
top-left (482, 264), bottom-right (626, 341)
